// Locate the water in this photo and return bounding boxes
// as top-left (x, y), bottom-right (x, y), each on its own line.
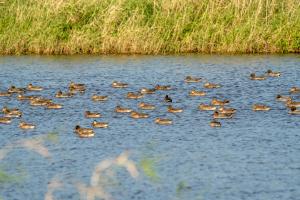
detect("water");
top-left (0, 55), bottom-right (299, 200)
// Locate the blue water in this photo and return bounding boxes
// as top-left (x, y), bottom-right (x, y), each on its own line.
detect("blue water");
top-left (0, 55), bottom-right (300, 200)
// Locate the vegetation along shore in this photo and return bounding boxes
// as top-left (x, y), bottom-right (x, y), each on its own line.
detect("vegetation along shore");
top-left (0, 0), bottom-right (299, 55)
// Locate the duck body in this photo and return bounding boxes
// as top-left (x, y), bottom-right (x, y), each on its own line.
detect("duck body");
top-left (218, 107), bottom-right (236, 114)
top-left (155, 85), bottom-right (171, 90)
top-left (74, 125), bottom-right (94, 138)
top-left (69, 82), bottom-right (86, 92)
top-left (266, 70), bottom-right (281, 77)
top-left (126, 92), bottom-right (144, 99)
top-left (19, 122), bottom-right (35, 129)
top-left (204, 83), bottom-right (221, 89)
top-left (130, 111), bottom-right (149, 119)
top-left (115, 106), bottom-right (132, 113)
top-left (252, 104), bottom-right (271, 111)
top-left (185, 76), bottom-right (201, 83)
top-left (8, 86), bottom-right (25, 94)
top-left (210, 120), bottom-right (221, 127)
top-left (198, 104), bottom-right (217, 111)
top-left (112, 81), bottom-right (128, 88)
top-left (138, 102), bottom-right (155, 110)
top-left (140, 88), bottom-right (156, 94)
top-left (155, 118), bottom-right (172, 125)
top-left (213, 111), bottom-right (234, 119)
top-left (46, 102), bottom-right (62, 109)
top-left (276, 95), bottom-right (292, 102)
top-left (0, 117), bottom-right (11, 124)
top-left (164, 95), bottom-right (172, 103)
top-left (250, 73), bottom-right (266, 80)
top-left (55, 91), bottom-right (73, 98)
top-left (286, 100), bottom-right (300, 108)
top-left (2, 107), bottom-right (22, 118)
top-left (167, 105), bottom-right (183, 113)
top-left (289, 107), bottom-right (300, 115)
top-left (211, 98), bottom-right (230, 106)
top-left (92, 95), bottom-right (108, 101)
top-left (27, 84), bottom-right (43, 91)
top-left (0, 92), bottom-right (12, 97)
top-left (92, 121), bottom-right (109, 128)
top-left (85, 111), bottom-right (101, 118)
top-left (30, 98), bottom-right (52, 106)
top-left (189, 90), bottom-right (206, 96)
top-left (290, 87), bottom-right (300, 94)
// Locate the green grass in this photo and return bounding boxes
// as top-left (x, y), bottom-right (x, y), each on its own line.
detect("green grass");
top-left (0, 0), bottom-right (299, 54)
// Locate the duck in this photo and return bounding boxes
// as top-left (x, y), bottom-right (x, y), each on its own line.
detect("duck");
top-left (211, 98), bottom-right (230, 106)
top-left (167, 105), bottom-right (183, 113)
top-left (189, 90), bottom-right (206, 96)
top-left (155, 118), bottom-right (172, 125)
top-left (19, 121), bottom-right (35, 129)
top-left (286, 100), bottom-right (300, 108)
top-left (112, 81), bottom-right (128, 88)
top-left (91, 95), bottom-right (108, 101)
top-left (155, 85), bottom-right (171, 90)
top-left (69, 82), bottom-right (86, 92)
top-left (7, 86), bottom-right (25, 93)
top-left (276, 95), bottom-right (291, 102)
top-left (17, 94), bottom-right (32, 101)
top-left (138, 102), bottom-right (155, 110)
top-left (185, 76), bottom-right (201, 83)
top-left (27, 83), bottom-right (43, 91)
top-left (85, 111), bottom-right (101, 118)
top-left (218, 107), bottom-right (236, 114)
top-left (126, 92), bottom-right (144, 99)
top-left (140, 88), bottom-right (156, 94)
top-left (198, 103), bottom-right (217, 111)
top-left (55, 90), bottom-right (73, 98)
top-left (290, 87), bottom-right (300, 94)
top-left (252, 104), bottom-right (271, 111)
top-left (213, 111), bottom-right (234, 119)
top-left (289, 106), bottom-right (300, 115)
top-left (130, 111), bottom-right (149, 119)
top-left (266, 69), bottom-right (281, 77)
top-left (250, 73), bottom-right (266, 80)
top-left (91, 121), bottom-right (109, 128)
top-left (0, 92), bottom-right (12, 97)
top-left (46, 102), bottom-right (62, 109)
top-left (164, 95), bottom-right (172, 103)
top-left (0, 117), bottom-right (11, 124)
top-left (204, 82), bottom-right (221, 89)
top-left (30, 98), bottom-right (52, 106)
top-left (115, 106), bottom-right (132, 113)
top-left (2, 107), bottom-right (22, 118)
top-left (210, 120), bottom-right (221, 127)
top-left (74, 125), bottom-right (94, 138)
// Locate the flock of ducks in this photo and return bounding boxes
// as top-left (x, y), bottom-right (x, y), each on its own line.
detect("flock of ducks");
top-left (0, 69), bottom-right (299, 138)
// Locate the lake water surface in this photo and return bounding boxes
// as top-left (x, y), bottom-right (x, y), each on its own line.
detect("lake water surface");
top-left (0, 55), bottom-right (300, 200)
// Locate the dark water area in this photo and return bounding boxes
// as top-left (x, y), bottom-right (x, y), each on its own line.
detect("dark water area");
top-left (0, 55), bottom-right (299, 200)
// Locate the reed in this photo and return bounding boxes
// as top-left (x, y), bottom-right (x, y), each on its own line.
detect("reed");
top-left (0, 0), bottom-right (299, 54)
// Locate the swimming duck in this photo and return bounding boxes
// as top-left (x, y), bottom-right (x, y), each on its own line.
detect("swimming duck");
top-left (198, 103), bottom-right (217, 111)
top-left (30, 98), bottom-right (52, 106)
top-left (69, 82), bottom-right (86, 92)
top-left (286, 100), bottom-right (300, 108)
top-left (155, 85), bottom-right (171, 90)
top-left (0, 92), bottom-right (12, 97)
top-left (164, 95), bottom-right (172, 103)
top-left (140, 88), bottom-right (156, 94)
top-left (17, 94), bottom-right (31, 101)
top-left (0, 117), bottom-right (11, 124)
top-left (250, 73), bottom-right (266, 80)
top-left (85, 111), bottom-right (101, 118)
top-left (289, 106), bottom-right (300, 115)
top-left (213, 111), bottom-right (234, 119)
top-left (19, 121), bottom-right (35, 129)
top-left (112, 81), bottom-right (128, 88)
top-left (55, 90), bottom-right (73, 98)
top-left (155, 118), bottom-right (172, 125)
top-left (138, 102), bottom-right (155, 110)
top-left (46, 102), bottom-right (62, 109)
top-left (126, 92), bottom-right (144, 99)
top-left (185, 76), bottom-right (202, 83)
top-left (2, 107), bottom-right (22, 118)
top-left (27, 83), bottom-right (43, 91)
top-left (74, 125), bottom-right (94, 138)
top-left (91, 121), bottom-right (109, 128)
top-left (211, 98), bottom-right (230, 106)
top-left (189, 90), bottom-right (206, 96)
top-left (167, 105), bottom-right (183, 113)
top-left (7, 86), bottom-right (25, 94)
top-left (266, 70), bottom-right (281, 77)
top-left (210, 120), bottom-right (221, 127)
top-left (218, 107), bottom-right (236, 114)
top-left (276, 95), bottom-right (291, 102)
top-left (130, 111), bottom-right (149, 119)
top-left (252, 104), bottom-right (270, 111)
top-left (92, 95), bottom-right (108, 101)
top-left (290, 87), bottom-right (300, 94)
top-left (204, 83), bottom-right (221, 89)
top-left (115, 106), bottom-right (132, 113)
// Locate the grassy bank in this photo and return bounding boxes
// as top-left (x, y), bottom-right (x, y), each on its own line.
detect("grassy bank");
top-left (0, 0), bottom-right (300, 55)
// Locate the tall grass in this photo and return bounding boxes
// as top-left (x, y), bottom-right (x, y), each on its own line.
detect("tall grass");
top-left (0, 0), bottom-right (299, 54)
